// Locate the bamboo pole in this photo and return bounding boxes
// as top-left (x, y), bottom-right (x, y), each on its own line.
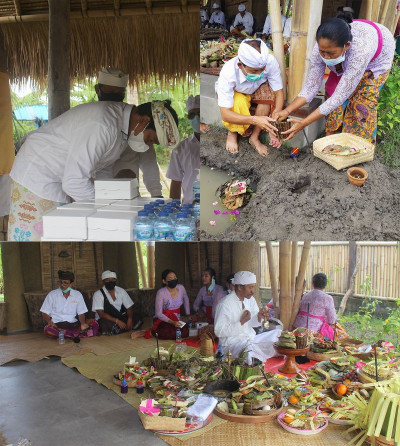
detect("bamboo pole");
top-left (379, 0), bottom-right (391, 24)
top-left (279, 241), bottom-right (291, 330)
top-left (302, 0), bottom-right (322, 88)
top-left (389, 0), bottom-right (400, 33)
top-left (48, 0), bottom-right (70, 120)
top-left (135, 242), bottom-right (147, 288)
top-left (339, 245), bottom-right (361, 315)
top-left (392, 5), bottom-right (400, 35)
top-left (286, 0), bottom-right (292, 18)
top-left (290, 241), bottom-right (298, 299)
top-left (266, 241), bottom-right (280, 318)
top-left (146, 241), bottom-right (155, 289)
top-left (371, 0), bottom-right (382, 22)
top-left (270, 0), bottom-right (287, 100)
top-left (287, 0), bottom-right (310, 102)
top-left (289, 241), bottom-right (311, 330)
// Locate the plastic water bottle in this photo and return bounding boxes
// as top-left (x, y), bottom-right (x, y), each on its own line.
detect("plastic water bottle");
top-left (176, 327), bottom-right (182, 343)
top-left (192, 169), bottom-right (200, 198)
top-left (182, 211), bottom-right (196, 241)
top-left (134, 211), bottom-right (153, 240)
top-left (173, 213), bottom-right (192, 241)
top-left (154, 212), bottom-right (173, 241)
top-left (193, 193), bottom-right (200, 219)
top-left (216, 344), bottom-right (224, 360)
top-left (59, 330), bottom-right (65, 345)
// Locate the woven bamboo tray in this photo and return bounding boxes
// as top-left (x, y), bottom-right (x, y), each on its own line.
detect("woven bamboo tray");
top-left (214, 406), bottom-right (284, 423)
top-left (139, 411), bottom-right (187, 431)
top-left (307, 350), bottom-right (339, 362)
top-left (313, 133), bottom-right (375, 170)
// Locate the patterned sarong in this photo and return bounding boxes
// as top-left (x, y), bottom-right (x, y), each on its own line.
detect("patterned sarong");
top-left (222, 81), bottom-right (275, 135)
top-left (44, 320), bottom-right (99, 339)
top-left (325, 69), bottom-right (390, 143)
top-left (8, 180), bottom-right (61, 241)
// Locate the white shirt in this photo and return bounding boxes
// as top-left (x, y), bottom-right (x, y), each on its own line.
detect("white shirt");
top-left (10, 102), bottom-right (132, 203)
top-left (40, 288), bottom-right (88, 324)
top-left (216, 55), bottom-right (283, 108)
top-left (263, 13), bottom-right (287, 34)
top-left (283, 17), bottom-right (292, 38)
top-left (232, 12), bottom-right (254, 34)
top-left (92, 285), bottom-right (134, 320)
top-left (214, 291), bottom-right (260, 347)
top-left (200, 9), bottom-right (209, 23)
top-left (209, 10), bottom-right (226, 28)
top-left (166, 133), bottom-right (200, 204)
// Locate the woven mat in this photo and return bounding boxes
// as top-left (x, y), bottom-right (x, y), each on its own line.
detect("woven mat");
top-left (0, 430), bottom-right (8, 446)
top-left (0, 331), bottom-right (157, 366)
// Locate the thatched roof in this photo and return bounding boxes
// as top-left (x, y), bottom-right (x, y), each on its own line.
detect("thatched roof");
top-left (0, 1), bottom-right (199, 87)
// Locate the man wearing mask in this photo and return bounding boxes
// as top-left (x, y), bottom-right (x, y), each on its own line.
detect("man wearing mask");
top-left (41, 270), bottom-right (98, 339)
top-left (208, 3), bottom-right (226, 29)
top-left (262, 5), bottom-right (287, 40)
top-left (167, 95), bottom-right (200, 204)
top-left (8, 99), bottom-right (180, 240)
top-left (92, 270), bottom-right (142, 335)
top-left (95, 67), bottom-right (164, 199)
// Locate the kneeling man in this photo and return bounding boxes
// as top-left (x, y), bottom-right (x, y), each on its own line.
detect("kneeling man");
top-left (214, 271), bottom-right (281, 364)
top-left (216, 39), bottom-right (284, 156)
top-left (92, 270), bottom-right (142, 334)
top-left (41, 270), bottom-right (98, 339)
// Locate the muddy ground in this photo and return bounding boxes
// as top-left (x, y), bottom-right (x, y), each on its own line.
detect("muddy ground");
top-left (200, 127), bottom-right (400, 240)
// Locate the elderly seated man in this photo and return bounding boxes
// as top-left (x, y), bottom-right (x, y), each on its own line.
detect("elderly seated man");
top-left (214, 271), bottom-right (282, 365)
top-left (92, 270), bottom-right (143, 335)
top-left (41, 270), bottom-right (98, 339)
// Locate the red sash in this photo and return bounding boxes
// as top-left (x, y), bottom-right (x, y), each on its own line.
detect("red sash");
top-left (325, 19), bottom-right (383, 98)
top-left (151, 308), bottom-right (180, 332)
top-left (205, 305), bottom-right (213, 324)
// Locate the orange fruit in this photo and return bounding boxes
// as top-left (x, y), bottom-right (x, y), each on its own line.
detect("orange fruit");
top-left (335, 383), bottom-right (348, 396)
top-left (289, 395), bottom-right (300, 405)
top-left (283, 415), bottom-right (295, 424)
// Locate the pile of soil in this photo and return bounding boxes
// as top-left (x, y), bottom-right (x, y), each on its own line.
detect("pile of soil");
top-left (201, 128), bottom-right (400, 240)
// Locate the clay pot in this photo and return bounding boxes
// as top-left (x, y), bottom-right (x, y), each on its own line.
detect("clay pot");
top-left (347, 167), bottom-right (368, 186)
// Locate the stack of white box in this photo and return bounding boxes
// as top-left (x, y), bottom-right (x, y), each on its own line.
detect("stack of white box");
top-left (41, 178), bottom-right (170, 241)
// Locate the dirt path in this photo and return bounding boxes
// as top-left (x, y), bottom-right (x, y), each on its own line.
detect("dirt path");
top-left (200, 127), bottom-right (400, 240)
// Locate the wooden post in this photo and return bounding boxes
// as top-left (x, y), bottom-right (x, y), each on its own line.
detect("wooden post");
top-left (279, 241), bottom-right (291, 330)
top-left (339, 245), bottom-right (361, 315)
top-left (266, 242), bottom-right (280, 318)
top-left (288, 0), bottom-right (310, 102)
top-left (135, 242), bottom-right (148, 288)
top-left (146, 241), bottom-right (155, 288)
top-left (289, 241), bottom-right (311, 329)
top-left (290, 241), bottom-right (298, 298)
top-left (347, 242), bottom-right (357, 290)
top-left (371, 0), bottom-right (382, 22)
top-left (270, 0), bottom-right (287, 99)
top-left (386, 0), bottom-right (399, 31)
top-left (48, 0), bottom-right (70, 120)
top-left (360, 0), bottom-right (373, 20)
top-left (303, 0), bottom-right (322, 88)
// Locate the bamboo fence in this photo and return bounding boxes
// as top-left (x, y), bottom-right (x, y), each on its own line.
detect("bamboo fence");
top-left (260, 242), bottom-right (400, 300)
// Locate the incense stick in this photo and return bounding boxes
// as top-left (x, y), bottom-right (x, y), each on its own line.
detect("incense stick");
top-left (374, 344), bottom-right (378, 382)
top-left (334, 322), bottom-right (337, 341)
top-left (156, 332), bottom-right (160, 360)
top-left (306, 303), bottom-right (309, 329)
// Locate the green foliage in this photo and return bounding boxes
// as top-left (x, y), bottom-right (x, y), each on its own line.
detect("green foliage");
top-left (382, 300), bottom-right (400, 348)
top-left (377, 56), bottom-right (400, 167)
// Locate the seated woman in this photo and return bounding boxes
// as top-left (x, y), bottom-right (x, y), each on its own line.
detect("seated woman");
top-left (193, 268), bottom-right (227, 323)
top-left (149, 269), bottom-right (191, 340)
top-left (293, 273), bottom-right (337, 339)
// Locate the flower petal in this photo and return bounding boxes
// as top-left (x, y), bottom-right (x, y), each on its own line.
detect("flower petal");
top-left (214, 210), bottom-right (221, 215)
top-left (209, 220), bottom-right (216, 226)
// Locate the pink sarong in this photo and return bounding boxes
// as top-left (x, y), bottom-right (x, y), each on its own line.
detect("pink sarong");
top-left (299, 311), bottom-right (334, 340)
top-left (44, 320), bottom-right (99, 339)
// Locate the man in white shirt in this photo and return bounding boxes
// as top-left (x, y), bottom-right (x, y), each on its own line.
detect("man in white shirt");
top-left (216, 39), bottom-right (284, 156)
top-left (283, 16), bottom-right (292, 39)
top-left (208, 3), bottom-right (226, 29)
top-left (41, 270), bottom-right (98, 339)
top-left (214, 271), bottom-right (282, 365)
top-left (8, 100), bottom-right (180, 241)
top-left (230, 4), bottom-right (254, 35)
top-left (167, 95), bottom-right (200, 204)
top-left (95, 67), bottom-right (164, 198)
top-left (200, 1), bottom-right (209, 27)
top-left (92, 270), bottom-right (142, 334)
top-left (262, 6), bottom-right (287, 39)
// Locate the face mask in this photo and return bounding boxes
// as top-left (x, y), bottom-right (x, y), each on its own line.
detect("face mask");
top-left (60, 287), bottom-right (71, 294)
top-left (243, 66), bottom-right (264, 82)
top-left (98, 88), bottom-right (125, 102)
top-left (321, 48), bottom-right (346, 66)
top-left (227, 288), bottom-right (233, 294)
top-left (105, 281), bottom-right (117, 291)
top-left (189, 115), bottom-right (200, 133)
top-left (167, 279), bottom-right (178, 288)
top-left (128, 123), bottom-right (149, 153)
top-left (208, 278), bottom-right (216, 292)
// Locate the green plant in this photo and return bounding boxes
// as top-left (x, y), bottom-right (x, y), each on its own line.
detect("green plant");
top-left (382, 300), bottom-right (400, 348)
top-left (377, 55), bottom-right (400, 167)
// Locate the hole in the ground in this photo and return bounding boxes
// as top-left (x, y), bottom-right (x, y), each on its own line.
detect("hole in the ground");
top-left (290, 175), bottom-right (311, 194)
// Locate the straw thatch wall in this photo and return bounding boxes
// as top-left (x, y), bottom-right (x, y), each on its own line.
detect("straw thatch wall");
top-left (0, 13), bottom-right (199, 88)
top-left (260, 242), bottom-right (400, 299)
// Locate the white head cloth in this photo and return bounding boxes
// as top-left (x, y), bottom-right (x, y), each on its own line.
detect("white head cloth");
top-left (238, 39), bottom-right (269, 69)
top-left (186, 95), bottom-right (200, 113)
top-left (212, 3), bottom-right (220, 8)
top-left (151, 101), bottom-right (180, 148)
top-left (343, 7), bottom-right (354, 13)
top-left (98, 67), bottom-right (128, 88)
top-left (232, 271), bottom-right (257, 285)
top-left (102, 270), bottom-right (117, 280)
top-left (238, 3), bottom-right (245, 11)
